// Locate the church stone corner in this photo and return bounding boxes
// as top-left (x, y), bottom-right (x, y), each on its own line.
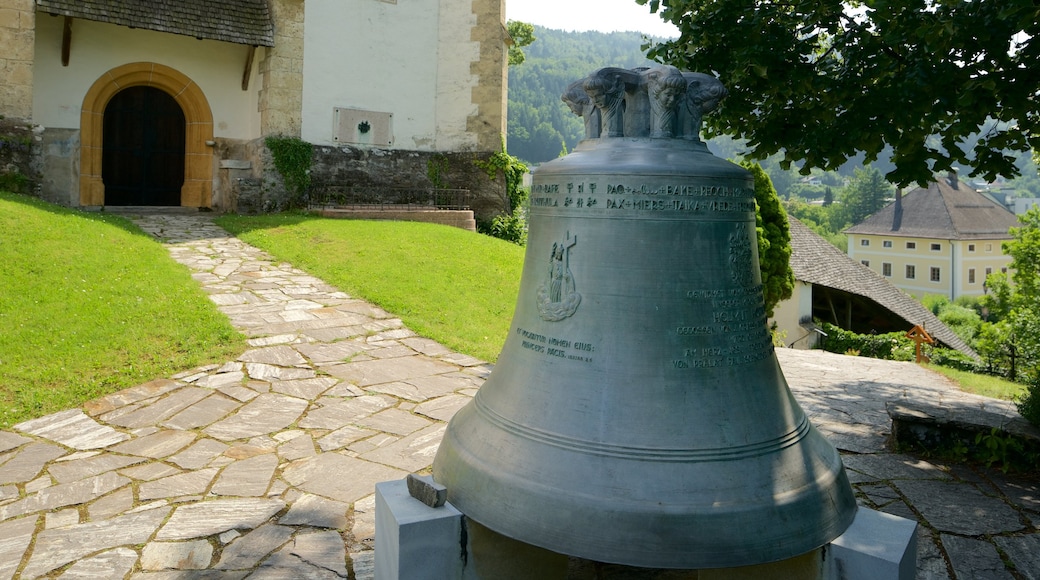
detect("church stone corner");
top-left (467, 0), bottom-right (508, 153)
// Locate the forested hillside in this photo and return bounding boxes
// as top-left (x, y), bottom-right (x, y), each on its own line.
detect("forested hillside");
top-left (507, 27), bottom-right (660, 163)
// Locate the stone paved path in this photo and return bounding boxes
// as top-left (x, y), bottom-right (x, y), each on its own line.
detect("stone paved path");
top-left (0, 213), bottom-right (1037, 579)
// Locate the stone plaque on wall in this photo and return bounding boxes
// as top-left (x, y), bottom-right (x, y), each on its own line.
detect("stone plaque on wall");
top-left (333, 107), bottom-right (393, 147)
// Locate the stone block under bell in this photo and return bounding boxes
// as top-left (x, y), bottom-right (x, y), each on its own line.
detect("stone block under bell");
top-left (373, 479), bottom-right (916, 579)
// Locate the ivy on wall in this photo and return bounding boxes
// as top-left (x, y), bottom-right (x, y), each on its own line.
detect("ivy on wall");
top-left (265, 135), bottom-right (313, 205)
top-left (474, 138), bottom-right (528, 214)
top-left (426, 154), bottom-right (450, 189)
top-left (0, 119), bottom-right (34, 194)
top-left (473, 138), bottom-right (530, 245)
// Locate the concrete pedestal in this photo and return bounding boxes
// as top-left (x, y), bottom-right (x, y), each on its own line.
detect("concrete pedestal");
top-left (374, 480), bottom-right (465, 580)
top-left (825, 508), bottom-right (918, 580)
top-left (375, 479), bottom-right (917, 580)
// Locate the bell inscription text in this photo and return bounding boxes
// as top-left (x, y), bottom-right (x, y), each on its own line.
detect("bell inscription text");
top-left (529, 178), bottom-right (755, 219)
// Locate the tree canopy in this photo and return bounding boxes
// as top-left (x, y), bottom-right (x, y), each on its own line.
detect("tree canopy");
top-left (973, 208), bottom-right (1040, 423)
top-left (839, 166), bottom-right (892, 225)
top-left (999, 208), bottom-right (1040, 373)
top-left (641, 0), bottom-right (1040, 187)
top-left (507, 21), bottom-right (536, 67)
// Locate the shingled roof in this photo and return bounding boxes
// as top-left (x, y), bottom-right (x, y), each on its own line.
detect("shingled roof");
top-left (845, 175), bottom-right (1018, 240)
top-left (789, 217), bottom-right (978, 358)
top-left (36, 0), bottom-right (274, 47)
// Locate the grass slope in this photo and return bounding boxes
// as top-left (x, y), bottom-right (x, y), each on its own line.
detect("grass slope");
top-left (215, 214), bottom-right (525, 363)
top-left (926, 364), bottom-right (1028, 402)
top-left (0, 192), bottom-right (244, 427)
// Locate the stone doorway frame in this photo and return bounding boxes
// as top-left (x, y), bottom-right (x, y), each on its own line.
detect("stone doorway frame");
top-left (79, 62), bottom-right (213, 207)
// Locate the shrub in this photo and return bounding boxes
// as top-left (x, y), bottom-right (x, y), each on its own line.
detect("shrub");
top-left (928, 347), bottom-right (984, 373)
top-left (474, 139), bottom-right (530, 245)
top-left (1016, 372), bottom-right (1040, 428)
top-left (937, 303), bottom-right (983, 345)
top-left (486, 208), bottom-right (528, 246)
top-left (0, 172), bottom-right (30, 194)
top-left (264, 135), bottom-right (313, 206)
top-left (816, 321), bottom-right (914, 361)
top-left (474, 138), bottom-right (528, 215)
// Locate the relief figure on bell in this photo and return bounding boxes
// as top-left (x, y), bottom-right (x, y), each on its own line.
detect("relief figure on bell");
top-left (563, 80), bottom-right (602, 140)
top-left (537, 232), bottom-right (582, 321)
top-left (549, 243), bottom-right (567, 303)
top-left (644, 66), bottom-right (687, 138)
top-left (583, 70), bottom-right (626, 138)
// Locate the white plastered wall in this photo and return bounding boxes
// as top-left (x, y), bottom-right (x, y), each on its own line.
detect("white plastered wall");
top-left (770, 281), bottom-right (817, 349)
top-left (301, 0), bottom-right (481, 150)
top-left (32, 15), bottom-right (261, 139)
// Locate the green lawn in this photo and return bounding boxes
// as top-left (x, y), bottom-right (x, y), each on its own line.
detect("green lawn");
top-left (0, 192), bottom-right (245, 428)
top-left (215, 213), bottom-right (525, 363)
top-left (925, 364), bottom-right (1028, 402)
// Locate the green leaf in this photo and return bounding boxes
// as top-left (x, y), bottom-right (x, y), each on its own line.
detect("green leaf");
top-left (651, 0), bottom-right (1040, 185)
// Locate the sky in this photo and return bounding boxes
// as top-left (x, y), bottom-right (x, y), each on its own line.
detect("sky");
top-left (506, 0), bottom-right (680, 38)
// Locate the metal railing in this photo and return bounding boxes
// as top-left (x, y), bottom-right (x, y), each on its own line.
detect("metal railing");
top-left (308, 185), bottom-right (471, 211)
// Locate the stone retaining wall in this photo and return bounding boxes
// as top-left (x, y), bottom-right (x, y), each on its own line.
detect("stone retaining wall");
top-left (0, 117), bottom-right (38, 194)
top-left (229, 141), bottom-right (508, 221)
top-left (309, 145), bottom-right (507, 222)
top-left (888, 401), bottom-right (1040, 470)
top-left (229, 141), bottom-right (509, 220)
top-left (18, 131), bottom-right (508, 220)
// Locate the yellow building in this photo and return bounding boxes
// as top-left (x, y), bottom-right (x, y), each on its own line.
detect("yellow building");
top-left (845, 175), bottom-right (1019, 300)
top-left (772, 218), bottom-right (976, 358)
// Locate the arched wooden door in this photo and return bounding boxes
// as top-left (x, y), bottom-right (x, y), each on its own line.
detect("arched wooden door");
top-left (102, 86), bottom-right (186, 206)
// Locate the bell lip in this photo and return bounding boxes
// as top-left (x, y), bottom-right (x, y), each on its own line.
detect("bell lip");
top-left (433, 407), bottom-right (859, 570)
top-left (462, 505), bottom-right (860, 571)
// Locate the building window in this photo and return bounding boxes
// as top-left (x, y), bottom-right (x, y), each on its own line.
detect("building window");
top-left (985, 267), bottom-right (992, 277)
top-left (906, 265), bottom-right (916, 279)
top-left (1002, 267), bottom-right (1008, 274)
top-left (906, 242), bottom-right (916, 249)
top-left (986, 243), bottom-right (993, 252)
top-left (968, 268), bottom-right (976, 284)
top-left (930, 267), bottom-right (941, 282)
top-left (860, 239), bottom-right (870, 246)
top-left (930, 243), bottom-right (941, 251)
top-left (968, 244), bottom-right (976, 252)
top-left (883, 240), bottom-right (892, 248)
top-left (882, 263), bottom-right (892, 277)
top-left (861, 260), bottom-right (870, 267)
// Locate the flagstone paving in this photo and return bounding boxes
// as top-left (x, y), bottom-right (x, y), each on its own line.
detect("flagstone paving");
top-left (0, 213), bottom-right (1036, 579)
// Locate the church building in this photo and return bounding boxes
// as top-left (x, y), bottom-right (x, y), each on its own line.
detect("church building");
top-left (0, 0), bottom-right (508, 212)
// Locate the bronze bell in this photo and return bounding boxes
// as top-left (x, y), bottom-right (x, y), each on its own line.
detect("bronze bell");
top-left (432, 65), bottom-right (856, 569)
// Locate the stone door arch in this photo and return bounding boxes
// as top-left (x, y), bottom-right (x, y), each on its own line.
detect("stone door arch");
top-left (80, 62), bottom-right (213, 207)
